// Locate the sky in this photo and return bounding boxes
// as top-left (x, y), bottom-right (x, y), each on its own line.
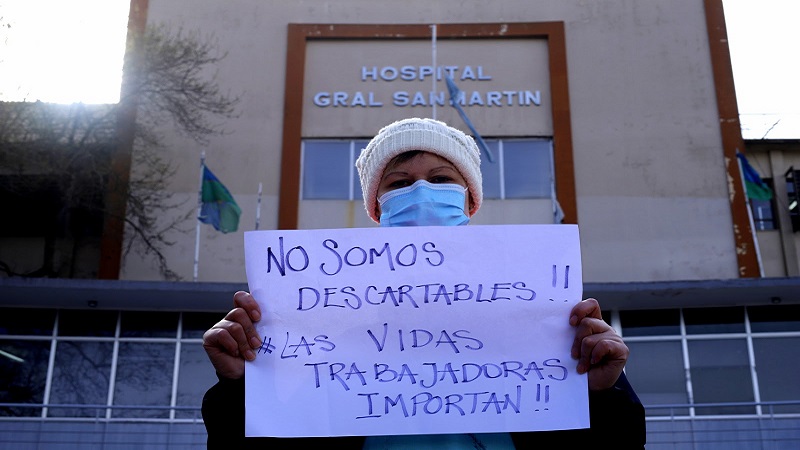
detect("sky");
top-left (0, 0), bottom-right (797, 138)
top-left (724, 0), bottom-right (800, 139)
top-left (0, 0), bottom-right (129, 104)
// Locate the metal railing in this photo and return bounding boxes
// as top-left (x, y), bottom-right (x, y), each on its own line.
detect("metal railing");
top-left (0, 404), bottom-right (207, 450)
top-left (644, 400), bottom-right (800, 417)
top-left (643, 401), bottom-right (800, 450)
top-left (1, 401), bottom-right (799, 449)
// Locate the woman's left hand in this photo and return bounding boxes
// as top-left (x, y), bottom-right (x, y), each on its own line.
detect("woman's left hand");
top-left (569, 298), bottom-right (629, 391)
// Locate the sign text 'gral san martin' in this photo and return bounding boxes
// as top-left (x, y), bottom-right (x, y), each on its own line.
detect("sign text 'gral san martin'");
top-left (312, 65), bottom-right (542, 108)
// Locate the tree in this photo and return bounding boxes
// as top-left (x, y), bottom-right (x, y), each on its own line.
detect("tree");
top-left (0, 25), bottom-right (239, 280)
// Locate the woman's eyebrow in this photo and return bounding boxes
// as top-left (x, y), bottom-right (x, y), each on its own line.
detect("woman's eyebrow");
top-left (429, 165), bottom-right (459, 173)
top-left (381, 169), bottom-right (409, 180)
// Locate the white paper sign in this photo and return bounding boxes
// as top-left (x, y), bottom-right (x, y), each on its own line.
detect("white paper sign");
top-left (244, 224), bottom-right (588, 437)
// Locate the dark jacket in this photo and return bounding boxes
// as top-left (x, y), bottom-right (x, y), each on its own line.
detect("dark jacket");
top-left (202, 372), bottom-right (646, 449)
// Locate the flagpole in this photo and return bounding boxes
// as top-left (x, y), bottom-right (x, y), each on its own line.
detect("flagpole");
top-left (255, 182), bottom-right (263, 230)
top-left (193, 151), bottom-right (205, 282)
top-left (549, 141), bottom-right (564, 224)
top-left (431, 24), bottom-right (437, 120)
top-left (445, 76), bottom-right (495, 163)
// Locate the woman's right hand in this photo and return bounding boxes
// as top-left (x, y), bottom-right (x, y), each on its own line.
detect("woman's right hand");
top-left (202, 291), bottom-right (263, 380)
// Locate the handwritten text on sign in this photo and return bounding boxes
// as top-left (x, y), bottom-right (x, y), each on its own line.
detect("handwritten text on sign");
top-left (243, 224), bottom-right (588, 437)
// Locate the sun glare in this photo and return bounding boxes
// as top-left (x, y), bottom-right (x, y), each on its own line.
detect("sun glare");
top-left (0, 0), bottom-right (130, 104)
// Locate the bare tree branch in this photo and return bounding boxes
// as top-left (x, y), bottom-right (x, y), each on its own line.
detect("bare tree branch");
top-left (0, 25), bottom-right (239, 279)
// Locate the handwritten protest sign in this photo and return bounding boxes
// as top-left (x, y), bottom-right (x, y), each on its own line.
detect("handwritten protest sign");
top-left (244, 224), bottom-right (587, 437)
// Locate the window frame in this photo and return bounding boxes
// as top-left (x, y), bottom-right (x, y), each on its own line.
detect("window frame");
top-left (0, 309), bottom-right (216, 421)
top-left (300, 139), bottom-right (365, 201)
top-left (749, 177), bottom-right (778, 231)
top-left (300, 137), bottom-right (555, 201)
top-left (278, 22), bottom-right (577, 229)
top-left (786, 167), bottom-right (800, 232)
top-left (619, 305), bottom-right (800, 418)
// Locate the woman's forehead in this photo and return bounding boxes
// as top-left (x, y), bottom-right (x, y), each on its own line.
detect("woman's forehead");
top-left (386, 151), bottom-right (455, 171)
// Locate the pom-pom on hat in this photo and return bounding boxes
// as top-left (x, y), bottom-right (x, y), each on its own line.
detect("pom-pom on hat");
top-left (355, 117), bottom-right (483, 223)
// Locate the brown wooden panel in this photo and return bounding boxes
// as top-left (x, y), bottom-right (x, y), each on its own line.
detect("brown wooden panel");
top-left (704, 0), bottom-right (762, 277)
top-left (277, 25), bottom-right (308, 230)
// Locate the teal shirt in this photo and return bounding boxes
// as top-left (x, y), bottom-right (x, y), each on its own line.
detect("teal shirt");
top-left (363, 433), bottom-right (515, 449)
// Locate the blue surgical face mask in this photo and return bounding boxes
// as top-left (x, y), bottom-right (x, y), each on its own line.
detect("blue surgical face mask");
top-left (378, 180), bottom-right (469, 227)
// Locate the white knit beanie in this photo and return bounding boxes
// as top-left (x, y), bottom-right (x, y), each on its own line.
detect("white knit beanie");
top-left (356, 117), bottom-right (483, 223)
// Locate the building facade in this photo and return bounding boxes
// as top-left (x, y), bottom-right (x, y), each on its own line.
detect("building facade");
top-left (1, 0), bottom-right (799, 448)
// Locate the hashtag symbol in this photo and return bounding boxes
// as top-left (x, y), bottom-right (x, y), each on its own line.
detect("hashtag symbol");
top-left (257, 336), bottom-right (276, 354)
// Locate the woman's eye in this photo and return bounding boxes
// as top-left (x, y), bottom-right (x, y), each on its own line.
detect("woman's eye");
top-left (430, 176), bottom-right (453, 184)
top-left (388, 180), bottom-right (411, 189)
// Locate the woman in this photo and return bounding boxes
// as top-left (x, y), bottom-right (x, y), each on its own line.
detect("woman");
top-left (202, 118), bottom-right (645, 449)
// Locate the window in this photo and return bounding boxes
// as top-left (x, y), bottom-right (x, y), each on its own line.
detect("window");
top-left (113, 342), bottom-right (175, 418)
top-left (621, 309), bottom-right (688, 416)
top-left (302, 140), bottom-right (368, 200)
top-left (49, 341), bottom-right (113, 417)
top-left (0, 172), bottom-right (106, 278)
top-left (0, 308), bottom-right (217, 420)
top-left (620, 309), bottom-right (681, 336)
top-left (0, 340), bottom-right (50, 417)
top-left (688, 339), bottom-right (755, 415)
top-left (749, 304), bottom-right (800, 414)
top-left (748, 304), bottom-right (800, 332)
top-left (480, 139), bottom-right (553, 199)
top-left (787, 167), bottom-right (800, 232)
top-left (5, 303), bottom-right (798, 421)
top-left (625, 341), bottom-right (689, 415)
top-left (301, 138), bottom-right (554, 200)
top-left (176, 343), bottom-right (214, 418)
top-left (752, 337), bottom-right (800, 413)
top-left (620, 305), bottom-right (800, 416)
top-left (683, 306), bottom-right (745, 334)
top-left (749, 178), bottom-right (777, 230)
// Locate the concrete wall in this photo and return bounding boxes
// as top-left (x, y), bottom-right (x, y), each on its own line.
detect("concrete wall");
top-left (121, 0), bottom-right (742, 284)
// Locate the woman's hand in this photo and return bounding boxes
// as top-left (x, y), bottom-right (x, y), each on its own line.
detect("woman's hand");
top-left (569, 298), bottom-right (629, 391)
top-left (202, 291), bottom-right (263, 380)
